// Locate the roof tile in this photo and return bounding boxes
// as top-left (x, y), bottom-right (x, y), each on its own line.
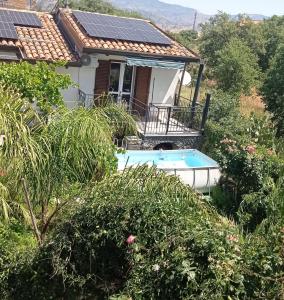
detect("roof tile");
top-left (61, 10), bottom-right (198, 60)
top-left (0, 9), bottom-right (77, 62)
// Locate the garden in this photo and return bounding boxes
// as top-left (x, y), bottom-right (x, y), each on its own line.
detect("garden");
top-left (0, 4), bottom-right (284, 300)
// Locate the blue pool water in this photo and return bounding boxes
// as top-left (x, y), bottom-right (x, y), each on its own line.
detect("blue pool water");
top-left (116, 149), bottom-right (219, 170)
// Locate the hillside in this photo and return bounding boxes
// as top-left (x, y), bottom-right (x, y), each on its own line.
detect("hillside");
top-left (108, 0), bottom-right (268, 30)
top-left (108, 0), bottom-right (210, 30)
top-left (36, 0), bottom-right (267, 31)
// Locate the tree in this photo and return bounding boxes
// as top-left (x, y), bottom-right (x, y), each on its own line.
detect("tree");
top-left (214, 38), bottom-right (260, 95)
top-left (262, 44), bottom-right (284, 135)
top-left (68, 0), bottom-right (142, 18)
top-left (0, 62), bottom-right (73, 113)
top-left (199, 13), bottom-right (239, 68)
top-left (0, 88), bottom-right (137, 243)
top-left (172, 29), bottom-right (198, 50)
top-left (261, 16), bottom-right (284, 70)
top-left (8, 167), bottom-right (245, 299)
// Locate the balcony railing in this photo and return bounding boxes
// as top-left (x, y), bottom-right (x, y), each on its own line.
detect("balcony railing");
top-left (78, 91), bottom-right (211, 136)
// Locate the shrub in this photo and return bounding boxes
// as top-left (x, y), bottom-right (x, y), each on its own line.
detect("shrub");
top-left (241, 178), bottom-right (284, 299)
top-left (262, 43), bottom-right (284, 135)
top-left (0, 61), bottom-right (73, 113)
top-left (214, 38), bottom-right (260, 95)
top-left (9, 167), bottom-right (245, 299)
top-left (203, 109), bottom-right (284, 219)
top-left (0, 221), bottom-right (35, 299)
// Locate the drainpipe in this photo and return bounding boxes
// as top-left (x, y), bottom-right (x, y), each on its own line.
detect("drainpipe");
top-left (190, 63), bottom-right (204, 127)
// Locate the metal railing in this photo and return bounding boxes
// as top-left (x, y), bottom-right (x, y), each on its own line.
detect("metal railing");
top-left (78, 90), bottom-right (211, 136)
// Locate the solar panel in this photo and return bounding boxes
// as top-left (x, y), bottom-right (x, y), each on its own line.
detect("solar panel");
top-left (0, 21), bottom-right (18, 39)
top-left (0, 10), bottom-right (42, 27)
top-left (73, 11), bottom-right (172, 45)
top-left (0, 10), bottom-right (42, 40)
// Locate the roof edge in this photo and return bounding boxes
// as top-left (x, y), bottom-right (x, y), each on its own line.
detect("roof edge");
top-left (83, 47), bottom-right (200, 63)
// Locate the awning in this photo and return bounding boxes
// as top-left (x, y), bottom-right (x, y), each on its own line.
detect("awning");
top-left (126, 57), bottom-right (185, 70)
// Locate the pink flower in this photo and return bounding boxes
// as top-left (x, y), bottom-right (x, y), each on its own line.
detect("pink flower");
top-left (227, 235), bottom-right (238, 242)
top-left (246, 145), bottom-right (256, 154)
top-left (126, 235), bottom-right (136, 245)
top-left (0, 170), bottom-right (6, 177)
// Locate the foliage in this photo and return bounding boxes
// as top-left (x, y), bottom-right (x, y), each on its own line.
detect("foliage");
top-left (94, 94), bottom-right (137, 139)
top-left (9, 167), bottom-right (245, 299)
top-left (203, 90), bottom-right (283, 219)
top-left (207, 89), bottom-right (240, 122)
top-left (260, 16), bottom-right (284, 70)
top-left (0, 221), bottom-right (35, 299)
top-left (241, 178), bottom-right (284, 299)
top-left (171, 29), bottom-right (198, 51)
top-left (0, 87), bottom-right (42, 222)
top-left (199, 13), bottom-right (273, 69)
top-left (262, 43), bottom-right (284, 135)
top-left (199, 13), bottom-right (239, 68)
top-left (68, 0), bottom-right (142, 18)
top-left (0, 61), bottom-right (73, 113)
top-left (214, 38), bottom-right (260, 95)
top-left (0, 88), bottom-right (138, 241)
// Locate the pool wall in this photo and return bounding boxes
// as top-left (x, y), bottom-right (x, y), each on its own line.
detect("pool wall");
top-left (117, 149), bottom-right (221, 193)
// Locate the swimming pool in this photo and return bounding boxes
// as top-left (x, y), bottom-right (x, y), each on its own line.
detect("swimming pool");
top-left (116, 149), bottom-right (221, 193)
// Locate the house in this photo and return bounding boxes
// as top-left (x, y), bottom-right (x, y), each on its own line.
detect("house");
top-left (0, 5), bottom-right (209, 150)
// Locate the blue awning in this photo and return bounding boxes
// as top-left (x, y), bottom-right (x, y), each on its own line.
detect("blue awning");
top-left (126, 57), bottom-right (185, 70)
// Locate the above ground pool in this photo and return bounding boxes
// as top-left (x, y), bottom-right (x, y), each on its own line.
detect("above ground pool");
top-left (116, 149), bottom-right (221, 193)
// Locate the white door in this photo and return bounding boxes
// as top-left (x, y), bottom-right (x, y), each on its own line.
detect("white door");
top-left (109, 62), bottom-right (135, 104)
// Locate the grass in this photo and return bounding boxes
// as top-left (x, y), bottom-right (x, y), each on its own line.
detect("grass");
top-left (181, 83), bottom-right (266, 117)
top-left (240, 92), bottom-right (265, 116)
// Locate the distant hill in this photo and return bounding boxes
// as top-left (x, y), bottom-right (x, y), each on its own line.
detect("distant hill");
top-left (108, 0), bottom-right (267, 30)
top-left (36, 0), bottom-right (268, 31)
top-left (108, 0), bottom-right (210, 30)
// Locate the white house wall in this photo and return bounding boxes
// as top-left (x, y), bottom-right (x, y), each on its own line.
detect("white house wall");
top-left (56, 56), bottom-right (98, 109)
top-left (56, 54), bottom-right (181, 108)
top-left (148, 68), bottom-right (180, 105)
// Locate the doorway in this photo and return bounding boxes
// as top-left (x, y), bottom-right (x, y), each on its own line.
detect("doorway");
top-left (109, 62), bottom-right (135, 105)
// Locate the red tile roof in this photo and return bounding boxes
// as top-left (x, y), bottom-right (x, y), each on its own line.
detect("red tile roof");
top-left (0, 9), bottom-right (77, 62)
top-left (60, 9), bottom-right (199, 61)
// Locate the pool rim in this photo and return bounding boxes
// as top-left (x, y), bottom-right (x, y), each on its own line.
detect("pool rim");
top-left (116, 149), bottom-right (220, 171)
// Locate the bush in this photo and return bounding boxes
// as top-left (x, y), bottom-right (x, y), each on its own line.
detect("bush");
top-left (241, 178), bottom-right (284, 299)
top-left (203, 103), bottom-right (284, 220)
top-left (0, 221), bottom-right (35, 299)
top-left (214, 38), bottom-right (260, 95)
top-left (262, 43), bottom-right (284, 135)
top-left (0, 61), bottom-right (73, 113)
top-left (9, 167), bottom-right (245, 299)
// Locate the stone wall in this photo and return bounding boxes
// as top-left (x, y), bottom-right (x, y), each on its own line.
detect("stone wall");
top-left (141, 135), bottom-right (203, 150)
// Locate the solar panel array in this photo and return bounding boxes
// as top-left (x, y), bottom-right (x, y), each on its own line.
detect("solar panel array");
top-left (0, 21), bottom-right (17, 39)
top-left (0, 10), bottom-right (42, 40)
top-left (73, 11), bottom-right (172, 45)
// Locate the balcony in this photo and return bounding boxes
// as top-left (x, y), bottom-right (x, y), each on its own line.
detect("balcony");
top-left (78, 91), bottom-right (211, 137)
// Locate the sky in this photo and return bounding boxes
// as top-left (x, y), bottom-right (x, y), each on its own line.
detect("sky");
top-left (161, 0), bottom-right (284, 16)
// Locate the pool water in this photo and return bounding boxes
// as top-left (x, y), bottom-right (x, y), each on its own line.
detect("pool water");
top-left (116, 149), bottom-right (219, 170)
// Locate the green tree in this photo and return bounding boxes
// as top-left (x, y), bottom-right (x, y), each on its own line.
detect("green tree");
top-left (262, 44), bottom-right (284, 135)
top-left (238, 16), bottom-right (266, 68)
top-left (199, 13), bottom-right (239, 67)
top-left (8, 167), bottom-right (244, 299)
top-left (0, 62), bottom-right (73, 113)
top-left (0, 88), bottom-right (136, 242)
top-left (214, 38), bottom-right (260, 95)
top-left (68, 0), bottom-right (142, 18)
top-left (172, 29), bottom-right (198, 50)
top-left (261, 16), bottom-right (284, 70)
